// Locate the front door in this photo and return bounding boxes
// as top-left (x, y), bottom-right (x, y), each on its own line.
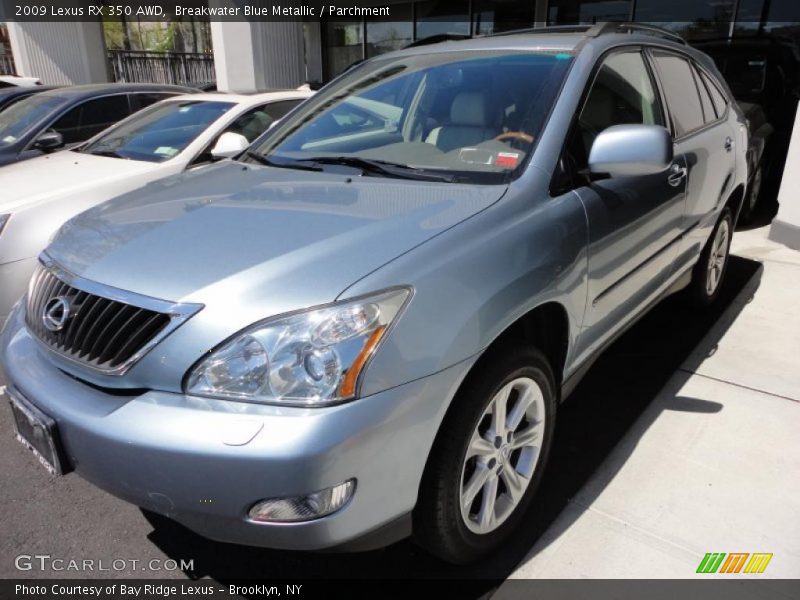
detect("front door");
top-left (563, 49), bottom-right (687, 365)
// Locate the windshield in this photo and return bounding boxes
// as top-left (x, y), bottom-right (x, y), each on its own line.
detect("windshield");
top-left (82, 100), bottom-right (235, 162)
top-left (0, 95), bottom-right (64, 146)
top-left (249, 50), bottom-right (573, 184)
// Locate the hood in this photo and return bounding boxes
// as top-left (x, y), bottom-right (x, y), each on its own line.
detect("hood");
top-left (47, 161), bottom-right (506, 315)
top-left (0, 151), bottom-right (156, 213)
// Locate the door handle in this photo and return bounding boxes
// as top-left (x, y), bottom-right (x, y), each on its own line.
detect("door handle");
top-left (667, 163), bottom-right (687, 187)
top-left (725, 137), bottom-right (734, 152)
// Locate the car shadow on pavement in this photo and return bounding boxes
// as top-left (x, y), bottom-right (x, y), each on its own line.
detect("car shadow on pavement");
top-left (142, 256), bottom-right (763, 593)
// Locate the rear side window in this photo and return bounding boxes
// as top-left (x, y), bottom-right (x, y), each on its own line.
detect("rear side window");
top-left (699, 70), bottom-right (727, 118)
top-left (652, 52), bottom-right (705, 137)
top-left (129, 92), bottom-right (176, 112)
top-left (51, 95), bottom-right (131, 144)
top-left (693, 66), bottom-right (717, 123)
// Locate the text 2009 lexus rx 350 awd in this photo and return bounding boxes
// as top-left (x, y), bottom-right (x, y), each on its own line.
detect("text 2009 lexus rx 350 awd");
top-left (0, 24), bottom-right (747, 563)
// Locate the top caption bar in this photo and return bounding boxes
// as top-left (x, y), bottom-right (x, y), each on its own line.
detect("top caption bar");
top-left (1, 0), bottom-right (399, 22)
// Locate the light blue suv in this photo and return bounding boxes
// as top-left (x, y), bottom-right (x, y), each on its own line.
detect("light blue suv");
top-left (0, 24), bottom-right (747, 563)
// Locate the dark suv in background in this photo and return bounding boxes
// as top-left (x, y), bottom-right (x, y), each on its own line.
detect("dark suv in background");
top-left (696, 36), bottom-right (800, 220)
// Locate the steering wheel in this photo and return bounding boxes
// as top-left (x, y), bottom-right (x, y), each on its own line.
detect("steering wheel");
top-left (495, 131), bottom-right (535, 145)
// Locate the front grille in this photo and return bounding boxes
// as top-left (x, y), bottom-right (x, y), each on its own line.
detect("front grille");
top-left (25, 262), bottom-right (185, 374)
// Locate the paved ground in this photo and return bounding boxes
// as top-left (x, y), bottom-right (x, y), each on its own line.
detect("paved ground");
top-left (0, 215), bottom-right (797, 587)
top-left (502, 224), bottom-right (800, 581)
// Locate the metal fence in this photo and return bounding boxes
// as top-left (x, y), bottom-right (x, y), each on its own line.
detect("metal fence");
top-left (108, 50), bottom-right (215, 87)
top-left (0, 54), bottom-right (16, 75)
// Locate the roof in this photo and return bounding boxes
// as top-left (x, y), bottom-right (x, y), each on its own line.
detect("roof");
top-left (36, 82), bottom-right (196, 100)
top-left (383, 22), bottom-right (691, 60)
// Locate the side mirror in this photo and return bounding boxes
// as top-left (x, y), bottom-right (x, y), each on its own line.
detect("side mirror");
top-left (34, 130), bottom-right (64, 152)
top-left (210, 132), bottom-right (249, 159)
top-left (589, 125), bottom-right (673, 178)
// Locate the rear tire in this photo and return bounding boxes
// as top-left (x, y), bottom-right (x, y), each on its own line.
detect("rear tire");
top-left (413, 345), bottom-right (557, 564)
top-left (688, 207), bottom-right (733, 307)
top-left (739, 164), bottom-right (764, 224)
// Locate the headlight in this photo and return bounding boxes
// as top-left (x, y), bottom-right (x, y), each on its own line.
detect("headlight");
top-left (185, 287), bottom-right (411, 406)
top-left (0, 214), bottom-right (9, 236)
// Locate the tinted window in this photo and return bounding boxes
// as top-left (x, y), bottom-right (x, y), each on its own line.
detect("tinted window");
top-left (82, 100), bottom-right (234, 162)
top-left (693, 66), bottom-right (717, 122)
top-left (52, 95), bottom-right (131, 144)
top-left (565, 51), bottom-right (664, 174)
top-left (0, 95), bottom-right (65, 146)
top-left (130, 92), bottom-right (176, 112)
top-left (699, 71), bottom-right (727, 117)
top-left (224, 100), bottom-right (302, 143)
top-left (653, 52), bottom-right (705, 136)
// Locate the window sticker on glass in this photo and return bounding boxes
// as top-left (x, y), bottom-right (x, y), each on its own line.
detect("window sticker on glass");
top-left (495, 152), bottom-right (520, 168)
top-left (154, 146), bottom-right (179, 157)
top-left (459, 148), bottom-right (494, 165)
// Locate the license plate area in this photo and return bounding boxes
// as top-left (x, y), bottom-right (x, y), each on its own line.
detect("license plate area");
top-left (8, 388), bottom-right (69, 476)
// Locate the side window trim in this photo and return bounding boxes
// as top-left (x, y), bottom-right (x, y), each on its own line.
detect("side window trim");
top-left (690, 64), bottom-right (715, 124)
top-left (695, 66), bottom-right (730, 121)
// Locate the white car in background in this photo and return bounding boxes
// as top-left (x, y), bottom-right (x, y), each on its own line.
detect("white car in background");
top-left (0, 90), bottom-right (312, 319)
top-left (0, 76), bottom-right (42, 87)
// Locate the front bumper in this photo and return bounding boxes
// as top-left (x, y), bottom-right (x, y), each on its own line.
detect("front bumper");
top-left (0, 306), bottom-right (472, 550)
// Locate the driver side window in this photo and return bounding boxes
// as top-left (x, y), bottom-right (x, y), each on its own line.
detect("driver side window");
top-left (555, 50), bottom-right (665, 193)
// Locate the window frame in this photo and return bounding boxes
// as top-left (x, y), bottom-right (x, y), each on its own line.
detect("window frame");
top-left (646, 47), bottom-right (729, 141)
top-left (549, 44), bottom-right (668, 197)
top-left (695, 65), bottom-right (730, 122)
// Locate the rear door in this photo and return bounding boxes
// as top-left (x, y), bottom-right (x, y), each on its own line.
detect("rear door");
top-left (649, 50), bottom-right (736, 271)
top-left (558, 48), bottom-right (688, 364)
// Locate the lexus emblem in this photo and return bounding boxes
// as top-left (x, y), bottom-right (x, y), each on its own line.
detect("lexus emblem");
top-left (42, 296), bottom-right (72, 332)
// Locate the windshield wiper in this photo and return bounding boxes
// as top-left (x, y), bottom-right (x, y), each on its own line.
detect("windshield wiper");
top-left (245, 151), bottom-right (322, 172)
top-left (297, 156), bottom-right (456, 182)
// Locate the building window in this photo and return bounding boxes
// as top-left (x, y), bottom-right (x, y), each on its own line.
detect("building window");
top-left (326, 21), bottom-right (364, 80)
top-left (634, 0), bottom-right (736, 40)
top-left (415, 0), bottom-right (470, 39)
top-left (366, 3), bottom-right (413, 58)
top-left (547, 0), bottom-right (632, 24)
top-left (473, 0), bottom-right (536, 35)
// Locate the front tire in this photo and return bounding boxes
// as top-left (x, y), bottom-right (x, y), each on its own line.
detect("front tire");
top-left (688, 207), bottom-right (733, 306)
top-left (413, 345), bottom-right (557, 564)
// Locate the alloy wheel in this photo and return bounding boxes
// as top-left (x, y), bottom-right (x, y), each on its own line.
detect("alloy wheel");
top-left (706, 218), bottom-right (730, 296)
top-left (459, 377), bottom-right (546, 535)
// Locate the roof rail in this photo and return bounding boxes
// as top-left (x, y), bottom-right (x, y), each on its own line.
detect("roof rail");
top-left (488, 25), bottom-right (595, 38)
top-left (488, 22), bottom-right (686, 45)
top-left (592, 22), bottom-right (687, 45)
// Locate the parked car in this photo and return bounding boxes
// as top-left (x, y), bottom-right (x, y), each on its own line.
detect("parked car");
top-left (0, 83), bottom-right (194, 167)
top-left (0, 85), bottom-right (59, 113)
top-left (694, 36), bottom-right (800, 220)
top-left (0, 75), bottom-right (42, 87)
top-left (0, 24), bottom-right (747, 564)
top-left (0, 90), bottom-right (312, 320)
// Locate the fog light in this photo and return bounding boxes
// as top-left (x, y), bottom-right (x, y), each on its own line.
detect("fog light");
top-left (248, 479), bottom-right (355, 523)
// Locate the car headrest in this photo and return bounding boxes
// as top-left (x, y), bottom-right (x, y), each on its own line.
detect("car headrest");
top-left (450, 92), bottom-right (488, 127)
